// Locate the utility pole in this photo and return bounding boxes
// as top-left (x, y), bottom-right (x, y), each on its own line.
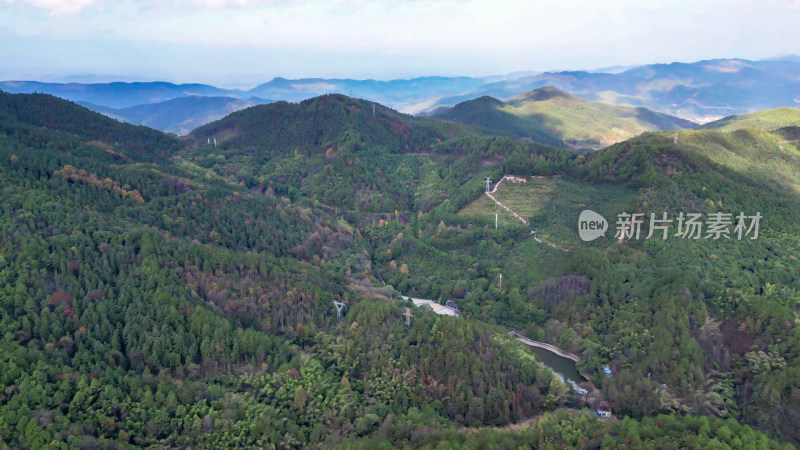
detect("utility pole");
top-left (484, 177), bottom-right (492, 192)
top-left (333, 300), bottom-right (346, 321)
top-left (674, 133), bottom-right (678, 145)
top-left (495, 214), bottom-right (498, 229)
top-left (499, 273), bottom-right (502, 290)
top-left (372, 104), bottom-right (376, 116)
top-left (213, 138), bottom-right (217, 148)
top-left (403, 307), bottom-right (413, 327)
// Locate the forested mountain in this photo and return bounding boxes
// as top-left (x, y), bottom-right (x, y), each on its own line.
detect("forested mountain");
top-left (189, 94), bottom-right (476, 154)
top-left (432, 87), bottom-right (695, 149)
top-left (699, 107), bottom-right (800, 132)
top-left (79, 96), bottom-right (272, 135)
top-left (0, 92), bottom-right (571, 447)
top-left (0, 91), bottom-right (797, 448)
top-left (183, 94), bottom-right (800, 445)
top-left (0, 91), bottom-right (183, 160)
top-left (187, 94), bottom-right (563, 213)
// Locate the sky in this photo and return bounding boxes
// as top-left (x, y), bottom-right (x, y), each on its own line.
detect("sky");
top-left (1, 0), bottom-right (799, 87)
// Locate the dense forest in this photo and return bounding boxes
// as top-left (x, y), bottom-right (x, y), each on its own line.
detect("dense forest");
top-left (0, 91), bottom-right (797, 448)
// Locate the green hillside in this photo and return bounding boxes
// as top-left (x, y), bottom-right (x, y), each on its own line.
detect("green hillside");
top-left (193, 98), bottom-right (800, 444)
top-left (1, 92), bottom-right (798, 447)
top-left (379, 125), bottom-right (800, 445)
top-left (699, 107), bottom-right (800, 132)
top-left (187, 94), bottom-right (570, 213)
top-left (0, 92), bottom-right (578, 448)
top-left (457, 177), bottom-right (558, 227)
top-left (433, 86), bottom-right (696, 150)
top-left (190, 93), bottom-right (476, 154)
top-left (0, 91), bottom-right (183, 160)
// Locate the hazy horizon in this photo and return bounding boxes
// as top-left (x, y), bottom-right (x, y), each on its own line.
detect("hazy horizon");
top-left (3, 54), bottom-right (796, 91)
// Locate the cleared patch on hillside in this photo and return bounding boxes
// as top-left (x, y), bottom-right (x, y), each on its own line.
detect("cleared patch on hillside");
top-left (493, 177), bottom-right (558, 219)
top-left (458, 177), bottom-right (557, 226)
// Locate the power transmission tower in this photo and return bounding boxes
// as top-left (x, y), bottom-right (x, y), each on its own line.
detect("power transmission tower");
top-left (333, 301), bottom-right (346, 321)
top-left (484, 177), bottom-right (492, 192)
top-left (372, 104), bottom-right (376, 116)
top-left (403, 307), bottom-right (413, 327)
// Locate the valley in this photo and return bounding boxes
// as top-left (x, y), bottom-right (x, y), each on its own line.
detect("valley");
top-left (0, 89), bottom-right (799, 448)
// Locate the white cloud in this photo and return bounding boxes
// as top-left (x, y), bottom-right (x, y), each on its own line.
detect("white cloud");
top-left (1, 0), bottom-right (799, 80)
top-left (20, 0), bottom-right (99, 15)
top-left (11, 0), bottom-right (378, 15)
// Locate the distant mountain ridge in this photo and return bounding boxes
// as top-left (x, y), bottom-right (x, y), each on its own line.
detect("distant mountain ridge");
top-left (0, 75), bottom-right (496, 114)
top-left (0, 80), bottom-right (236, 109)
top-left (246, 76), bottom-right (491, 111)
top-left (78, 96), bottom-right (272, 135)
top-left (433, 87), bottom-right (695, 149)
top-left (431, 57), bottom-right (800, 122)
top-left (4, 56), bottom-right (800, 130)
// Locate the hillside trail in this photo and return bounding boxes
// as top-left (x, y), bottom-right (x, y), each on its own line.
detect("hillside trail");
top-left (487, 176), bottom-right (529, 225)
top-left (488, 176), bottom-right (569, 251)
top-left (485, 191), bottom-right (529, 225)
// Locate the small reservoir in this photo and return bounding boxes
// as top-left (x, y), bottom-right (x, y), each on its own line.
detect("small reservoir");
top-left (523, 342), bottom-right (586, 386)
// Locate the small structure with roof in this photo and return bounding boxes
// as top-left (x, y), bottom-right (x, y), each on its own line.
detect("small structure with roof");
top-left (444, 299), bottom-right (460, 312)
top-left (594, 401), bottom-right (612, 418)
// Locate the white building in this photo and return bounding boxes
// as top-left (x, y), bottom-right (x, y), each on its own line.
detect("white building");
top-left (403, 296), bottom-right (460, 317)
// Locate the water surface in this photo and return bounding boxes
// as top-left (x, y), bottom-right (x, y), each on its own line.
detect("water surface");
top-left (527, 345), bottom-right (585, 386)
